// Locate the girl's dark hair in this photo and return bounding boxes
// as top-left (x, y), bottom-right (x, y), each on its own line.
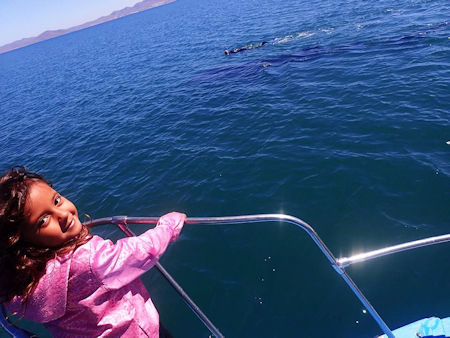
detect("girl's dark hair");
top-left (0, 166), bottom-right (92, 303)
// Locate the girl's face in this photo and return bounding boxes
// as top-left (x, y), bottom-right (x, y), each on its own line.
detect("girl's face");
top-left (21, 180), bottom-right (83, 247)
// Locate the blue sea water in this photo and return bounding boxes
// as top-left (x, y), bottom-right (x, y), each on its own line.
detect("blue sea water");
top-left (0, 0), bottom-right (449, 336)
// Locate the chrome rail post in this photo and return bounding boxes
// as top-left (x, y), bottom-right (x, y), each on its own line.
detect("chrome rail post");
top-left (110, 217), bottom-right (224, 338)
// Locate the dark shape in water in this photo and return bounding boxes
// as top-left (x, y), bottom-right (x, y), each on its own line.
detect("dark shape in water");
top-left (193, 22), bottom-right (449, 83)
top-left (224, 40), bottom-right (275, 55)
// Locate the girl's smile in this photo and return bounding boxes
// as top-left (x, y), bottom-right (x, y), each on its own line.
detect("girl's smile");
top-left (21, 180), bottom-right (82, 247)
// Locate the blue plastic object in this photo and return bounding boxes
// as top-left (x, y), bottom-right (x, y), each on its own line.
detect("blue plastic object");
top-left (379, 317), bottom-right (450, 338)
top-left (0, 305), bottom-right (34, 338)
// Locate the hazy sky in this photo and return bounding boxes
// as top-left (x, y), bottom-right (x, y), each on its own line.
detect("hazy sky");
top-left (0, 0), bottom-right (143, 46)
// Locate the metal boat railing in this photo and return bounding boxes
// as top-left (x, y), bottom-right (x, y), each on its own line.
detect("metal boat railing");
top-left (3, 214), bottom-right (450, 338)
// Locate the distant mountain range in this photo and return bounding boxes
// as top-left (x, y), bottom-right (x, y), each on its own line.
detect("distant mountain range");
top-left (0, 0), bottom-right (174, 54)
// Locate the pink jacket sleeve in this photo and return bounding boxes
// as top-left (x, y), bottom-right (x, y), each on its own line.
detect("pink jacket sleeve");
top-left (89, 212), bottom-right (185, 289)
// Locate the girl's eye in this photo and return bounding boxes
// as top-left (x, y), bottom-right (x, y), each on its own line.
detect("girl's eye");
top-left (54, 195), bottom-right (61, 205)
top-left (38, 215), bottom-right (49, 228)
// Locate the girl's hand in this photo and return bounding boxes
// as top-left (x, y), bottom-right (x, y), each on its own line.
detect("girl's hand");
top-left (157, 212), bottom-right (186, 241)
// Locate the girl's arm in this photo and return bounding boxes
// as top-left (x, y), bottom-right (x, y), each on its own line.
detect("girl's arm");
top-left (89, 212), bottom-right (185, 289)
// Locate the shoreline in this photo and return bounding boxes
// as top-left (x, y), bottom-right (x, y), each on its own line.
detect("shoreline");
top-left (0, 0), bottom-right (175, 55)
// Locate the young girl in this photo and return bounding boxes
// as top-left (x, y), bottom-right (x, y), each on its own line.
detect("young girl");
top-left (0, 166), bottom-right (185, 337)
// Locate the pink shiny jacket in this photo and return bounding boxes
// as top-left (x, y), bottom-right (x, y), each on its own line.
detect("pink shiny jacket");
top-left (6, 212), bottom-right (185, 337)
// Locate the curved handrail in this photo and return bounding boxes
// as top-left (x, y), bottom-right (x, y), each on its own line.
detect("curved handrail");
top-left (92, 214), bottom-right (394, 338)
